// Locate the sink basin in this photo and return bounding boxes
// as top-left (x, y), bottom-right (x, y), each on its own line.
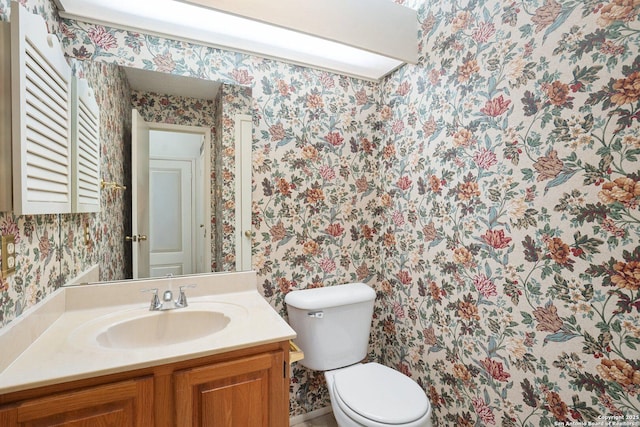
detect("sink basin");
top-left (69, 301), bottom-right (247, 351)
top-left (96, 310), bottom-right (230, 349)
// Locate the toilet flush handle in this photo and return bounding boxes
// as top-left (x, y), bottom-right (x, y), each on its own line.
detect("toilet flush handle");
top-left (308, 311), bottom-right (324, 318)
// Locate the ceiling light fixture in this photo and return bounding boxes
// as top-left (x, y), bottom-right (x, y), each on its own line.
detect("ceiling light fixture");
top-left (54, 0), bottom-right (418, 81)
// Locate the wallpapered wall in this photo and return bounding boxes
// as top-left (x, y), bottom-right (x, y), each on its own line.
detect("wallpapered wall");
top-left (376, 0), bottom-right (640, 425)
top-left (214, 84), bottom-right (253, 272)
top-left (0, 0), bottom-right (638, 425)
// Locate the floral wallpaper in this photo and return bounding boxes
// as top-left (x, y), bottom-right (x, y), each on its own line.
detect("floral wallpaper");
top-left (214, 83), bottom-right (253, 272)
top-left (376, 0), bottom-right (640, 425)
top-left (249, 65), bottom-right (382, 418)
top-left (0, 213), bottom-right (59, 325)
top-left (0, 0), bottom-right (638, 425)
top-left (131, 90), bottom-right (216, 128)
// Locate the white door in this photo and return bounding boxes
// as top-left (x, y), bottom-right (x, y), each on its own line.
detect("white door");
top-left (131, 109), bottom-right (150, 279)
top-left (148, 159), bottom-right (193, 277)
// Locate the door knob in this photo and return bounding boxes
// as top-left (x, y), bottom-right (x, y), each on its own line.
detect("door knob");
top-left (244, 231), bottom-right (251, 238)
top-left (125, 235), bottom-right (137, 242)
top-left (138, 235), bottom-right (148, 241)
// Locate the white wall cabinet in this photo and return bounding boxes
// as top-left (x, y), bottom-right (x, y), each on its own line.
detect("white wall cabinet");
top-left (9, 1), bottom-right (72, 215)
top-left (71, 76), bottom-right (100, 213)
top-left (1, 2), bottom-right (99, 215)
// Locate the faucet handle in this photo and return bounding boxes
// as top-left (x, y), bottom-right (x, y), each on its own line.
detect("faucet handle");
top-left (176, 284), bottom-right (196, 308)
top-left (141, 288), bottom-right (161, 310)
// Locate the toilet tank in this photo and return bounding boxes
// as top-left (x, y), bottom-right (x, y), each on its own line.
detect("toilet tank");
top-left (285, 283), bottom-right (376, 371)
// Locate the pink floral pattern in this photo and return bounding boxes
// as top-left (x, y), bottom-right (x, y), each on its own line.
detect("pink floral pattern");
top-left (0, 0), bottom-right (638, 425)
top-left (376, 0), bottom-right (640, 425)
top-left (214, 84), bottom-right (253, 271)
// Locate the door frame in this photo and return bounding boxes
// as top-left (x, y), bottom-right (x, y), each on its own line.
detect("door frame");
top-left (132, 119), bottom-right (212, 278)
top-left (132, 109), bottom-right (150, 279)
top-left (235, 114), bottom-right (252, 271)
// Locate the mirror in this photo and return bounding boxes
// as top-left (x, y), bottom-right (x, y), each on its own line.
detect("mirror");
top-left (68, 59), bottom-right (253, 283)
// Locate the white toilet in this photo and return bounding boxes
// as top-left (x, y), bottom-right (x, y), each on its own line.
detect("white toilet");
top-left (285, 283), bottom-right (432, 427)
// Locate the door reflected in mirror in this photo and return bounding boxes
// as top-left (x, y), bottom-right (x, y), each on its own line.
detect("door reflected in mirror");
top-left (131, 123), bottom-right (212, 279)
top-left (126, 69), bottom-right (254, 279)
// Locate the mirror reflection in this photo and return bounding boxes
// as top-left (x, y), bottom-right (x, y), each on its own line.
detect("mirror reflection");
top-left (132, 123), bottom-right (212, 278)
top-left (75, 61), bottom-right (253, 281)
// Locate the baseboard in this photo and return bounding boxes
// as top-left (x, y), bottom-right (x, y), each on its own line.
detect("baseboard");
top-left (289, 406), bottom-right (333, 425)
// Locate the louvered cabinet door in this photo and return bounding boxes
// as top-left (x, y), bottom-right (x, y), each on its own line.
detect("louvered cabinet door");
top-left (72, 77), bottom-right (100, 213)
top-left (10, 1), bottom-right (72, 215)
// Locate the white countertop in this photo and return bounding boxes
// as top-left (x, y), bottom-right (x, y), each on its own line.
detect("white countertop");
top-left (0, 271), bottom-right (296, 394)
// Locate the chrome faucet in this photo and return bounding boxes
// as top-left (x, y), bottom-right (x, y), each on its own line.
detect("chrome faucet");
top-left (142, 285), bottom-right (196, 311)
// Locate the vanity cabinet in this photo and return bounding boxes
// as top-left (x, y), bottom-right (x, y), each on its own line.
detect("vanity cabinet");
top-left (0, 342), bottom-right (290, 427)
top-left (174, 350), bottom-right (287, 426)
top-left (0, 377), bottom-right (154, 426)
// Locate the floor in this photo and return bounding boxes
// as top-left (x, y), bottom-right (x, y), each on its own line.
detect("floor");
top-left (291, 412), bottom-right (338, 427)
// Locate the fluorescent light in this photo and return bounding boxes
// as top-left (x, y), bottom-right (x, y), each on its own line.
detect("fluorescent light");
top-left (55, 0), bottom-right (415, 80)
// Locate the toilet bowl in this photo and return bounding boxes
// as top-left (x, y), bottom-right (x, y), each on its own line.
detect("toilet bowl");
top-left (284, 283), bottom-right (433, 427)
top-left (325, 363), bottom-right (432, 427)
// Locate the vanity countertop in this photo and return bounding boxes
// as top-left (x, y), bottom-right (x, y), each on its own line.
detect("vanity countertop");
top-left (0, 271), bottom-right (296, 395)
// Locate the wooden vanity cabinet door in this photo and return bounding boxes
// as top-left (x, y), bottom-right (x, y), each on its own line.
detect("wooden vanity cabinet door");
top-left (0, 377), bottom-right (153, 427)
top-left (174, 350), bottom-right (288, 427)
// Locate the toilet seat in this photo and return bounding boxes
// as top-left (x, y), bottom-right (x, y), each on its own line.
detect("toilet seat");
top-left (332, 363), bottom-right (430, 426)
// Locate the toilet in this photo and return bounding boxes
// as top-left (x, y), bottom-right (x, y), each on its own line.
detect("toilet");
top-left (285, 283), bottom-right (432, 427)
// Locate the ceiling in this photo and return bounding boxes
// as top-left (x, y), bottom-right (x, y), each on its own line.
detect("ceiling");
top-left (54, 0), bottom-right (418, 81)
top-left (123, 67), bottom-right (221, 101)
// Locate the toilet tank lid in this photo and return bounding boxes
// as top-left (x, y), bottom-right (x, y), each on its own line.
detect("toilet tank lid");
top-left (285, 283), bottom-right (375, 310)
